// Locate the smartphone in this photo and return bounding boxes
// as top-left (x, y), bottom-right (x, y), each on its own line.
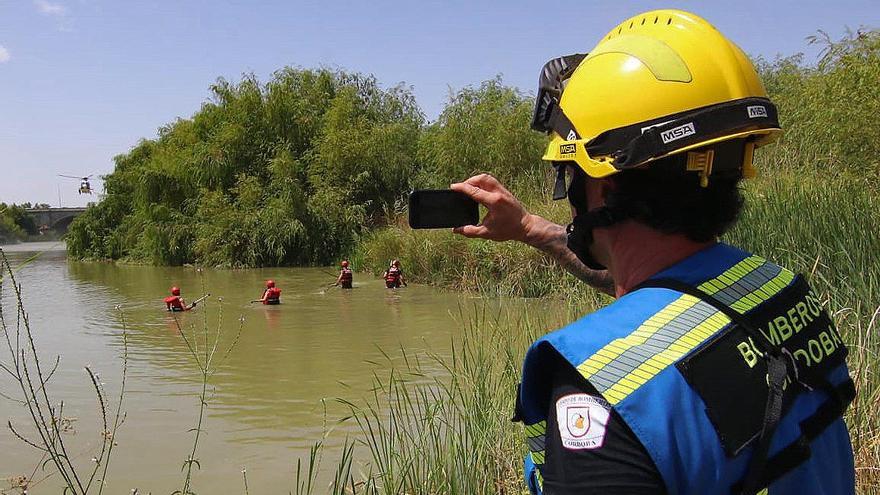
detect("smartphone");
top-left (408, 190), bottom-right (479, 229)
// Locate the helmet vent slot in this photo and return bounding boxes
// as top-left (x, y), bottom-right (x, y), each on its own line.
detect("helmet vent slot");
top-left (654, 16), bottom-right (659, 24)
top-left (667, 17), bottom-right (672, 25)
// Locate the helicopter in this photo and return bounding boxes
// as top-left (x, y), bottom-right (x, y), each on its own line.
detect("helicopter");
top-left (58, 174), bottom-right (96, 195)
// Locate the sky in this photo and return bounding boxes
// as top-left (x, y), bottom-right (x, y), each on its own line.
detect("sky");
top-left (1, 1), bottom-right (877, 207)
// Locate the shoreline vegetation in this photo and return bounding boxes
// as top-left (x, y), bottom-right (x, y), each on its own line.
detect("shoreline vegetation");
top-left (3, 30), bottom-right (878, 493)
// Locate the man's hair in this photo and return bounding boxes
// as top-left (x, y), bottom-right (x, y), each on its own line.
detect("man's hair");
top-left (605, 143), bottom-right (746, 242)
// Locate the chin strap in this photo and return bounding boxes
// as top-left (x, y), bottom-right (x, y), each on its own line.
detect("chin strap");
top-left (566, 207), bottom-right (622, 270)
top-left (552, 164), bottom-right (568, 200)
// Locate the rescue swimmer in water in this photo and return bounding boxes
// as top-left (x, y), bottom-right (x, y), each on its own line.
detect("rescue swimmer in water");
top-left (252, 280), bottom-right (282, 304)
top-left (334, 260), bottom-right (354, 289)
top-left (164, 287), bottom-right (210, 312)
top-left (382, 259), bottom-right (407, 289)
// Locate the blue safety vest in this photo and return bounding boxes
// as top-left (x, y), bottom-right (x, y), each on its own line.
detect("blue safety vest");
top-left (518, 243), bottom-right (854, 495)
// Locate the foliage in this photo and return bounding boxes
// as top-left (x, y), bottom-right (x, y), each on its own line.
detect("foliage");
top-left (414, 77), bottom-right (546, 193)
top-left (67, 69), bottom-right (423, 266)
top-left (0, 204), bottom-right (38, 242)
top-left (755, 28), bottom-right (880, 181)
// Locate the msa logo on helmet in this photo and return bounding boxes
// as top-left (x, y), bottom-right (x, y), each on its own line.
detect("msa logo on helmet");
top-left (559, 143), bottom-right (577, 155)
top-left (747, 105), bottom-right (768, 118)
top-left (660, 123), bottom-right (696, 144)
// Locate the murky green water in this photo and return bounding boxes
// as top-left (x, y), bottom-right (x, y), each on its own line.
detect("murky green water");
top-left (0, 242), bottom-right (552, 493)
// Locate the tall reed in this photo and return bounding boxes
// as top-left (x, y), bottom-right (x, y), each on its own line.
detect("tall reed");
top-left (170, 287), bottom-right (244, 495)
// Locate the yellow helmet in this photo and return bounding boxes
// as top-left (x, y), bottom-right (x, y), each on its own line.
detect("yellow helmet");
top-left (531, 10), bottom-right (782, 190)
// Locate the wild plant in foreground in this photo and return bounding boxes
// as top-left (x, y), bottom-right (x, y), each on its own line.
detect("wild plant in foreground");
top-left (842, 304), bottom-right (880, 492)
top-left (170, 289), bottom-right (244, 495)
top-left (0, 248), bottom-right (128, 495)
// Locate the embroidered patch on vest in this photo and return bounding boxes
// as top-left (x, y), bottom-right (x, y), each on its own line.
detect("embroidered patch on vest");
top-left (555, 394), bottom-right (610, 450)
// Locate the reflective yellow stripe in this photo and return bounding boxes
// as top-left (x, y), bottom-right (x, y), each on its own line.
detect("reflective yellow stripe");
top-left (524, 420), bottom-right (547, 467)
top-left (573, 255), bottom-right (795, 407)
top-left (601, 310), bottom-right (729, 404)
top-left (524, 421), bottom-right (546, 438)
top-left (530, 450), bottom-right (545, 465)
top-left (698, 255), bottom-right (764, 295)
top-left (577, 295), bottom-right (700, 379)
top-left (730, 268), bottom-right (794, 313)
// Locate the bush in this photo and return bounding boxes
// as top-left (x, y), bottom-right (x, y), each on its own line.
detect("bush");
top-left (68, 69), bottom-right (423, 266)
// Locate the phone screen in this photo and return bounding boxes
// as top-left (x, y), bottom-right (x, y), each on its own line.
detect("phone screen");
top-left (408, 190), bottom-right (479, 229)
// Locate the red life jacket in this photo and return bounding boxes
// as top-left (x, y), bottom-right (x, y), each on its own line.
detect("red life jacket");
top-left (385, 266), bottom-right (401, 283)
top-left (263, 287), bottom-right (281, 304)
top-left (164, 295), bottom-right (184, 311)
top-left (340, 267), bottom-right (353, 282)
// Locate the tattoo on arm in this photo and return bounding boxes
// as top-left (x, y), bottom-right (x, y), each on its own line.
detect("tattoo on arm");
top-left (526, 218), bottom-right (615, 296)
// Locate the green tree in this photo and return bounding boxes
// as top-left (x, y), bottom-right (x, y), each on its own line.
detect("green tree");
top-left (68, 68), bottom-right (423, 266)
top-left (416, 77), bottom-right (546, 194)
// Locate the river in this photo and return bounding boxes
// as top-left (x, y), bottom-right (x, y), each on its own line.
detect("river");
top-left (0, 242), bottom-right (557, 493)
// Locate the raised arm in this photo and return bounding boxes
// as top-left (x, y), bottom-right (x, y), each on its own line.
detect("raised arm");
top-left (450, 174), bottom-right (614, 296)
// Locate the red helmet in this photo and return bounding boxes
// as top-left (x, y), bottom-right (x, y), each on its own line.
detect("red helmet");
top-left (171, 286), bottom-right (181, 296)
top-left (341, 260), bottom-right (350, 267)
top-left (266, 280), bottom-right (275, 288)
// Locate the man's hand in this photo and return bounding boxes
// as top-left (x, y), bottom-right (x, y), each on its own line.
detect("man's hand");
top-left (450, 173), bottom-right (615, 296)
top-left (450, 174), bottom-right (535, 243)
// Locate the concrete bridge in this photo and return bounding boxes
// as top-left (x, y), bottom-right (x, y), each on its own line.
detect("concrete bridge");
top-left (25, 207), bottom-right (87, 234)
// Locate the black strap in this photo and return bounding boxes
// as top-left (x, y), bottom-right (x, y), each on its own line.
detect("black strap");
top-left (552, 164), bottom-right (568, 200)
top-left (585, 97), bottom-right (779, 170)
top-left (739, 353), bottom-right (788, 494)
top-left (730, 379), bottom-right (856, 493)
top-left (548, 103), bottom-right (580, 141)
